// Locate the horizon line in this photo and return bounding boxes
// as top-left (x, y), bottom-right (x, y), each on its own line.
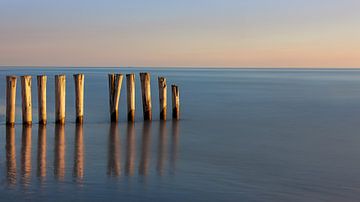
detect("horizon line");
top-left (1, 65), bottom-right (360, 69)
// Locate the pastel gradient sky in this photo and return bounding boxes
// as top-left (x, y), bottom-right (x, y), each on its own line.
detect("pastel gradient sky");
top-left (0, 0), bottom-right (359, 67)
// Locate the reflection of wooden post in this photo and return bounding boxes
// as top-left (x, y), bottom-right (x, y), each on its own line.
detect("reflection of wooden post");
top-left (6, 126), bottom-right (16, 186)
top-left (55, 75), bottom-right (66, 124)
top-left (171, 85), bottom-right (180, 120)
top-left (55, 124), bottom-right (65, 181)
top-left (158, 77), bottom-right (167, 120)
top-left (107, 123), bottom-right (120, 176)
top-left (74, 124), bottom-right (84, 181)
top-left (37, 75), bottom-right (47, 125)
top-left (157, 121), bottom-right (167, 175)
top-left (170, 120), bottom-right (179, 174)
top-left (37, 124), bottom-right (46, 180)
top-left (6, 76), bottom-right (17, 125)
top-left (125, 123), bottom-right (135, 176)
top-left (74, 74), bottom-right (84, 123)
top-left (140, 72), bottom-right (152, 120)
top-left (21, 125), bottom-right (32, 186)
top-left (21, 76), bottom-right (32, 125)
top-left (126, 74), bottom-right (135, 122)
top-left (108, 74), bottom-right (123, 122)
top-left (139, 122), bottom-right (151, 176)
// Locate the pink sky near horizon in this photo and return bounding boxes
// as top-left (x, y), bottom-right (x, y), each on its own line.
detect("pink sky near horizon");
top-left (0, 0), bottom-right (359, 68)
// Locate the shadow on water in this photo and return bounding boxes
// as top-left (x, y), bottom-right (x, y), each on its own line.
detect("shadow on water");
top-left (4, 121), bottom-right (181, 186)
top-left (6, 126), bottom-right (16, 187)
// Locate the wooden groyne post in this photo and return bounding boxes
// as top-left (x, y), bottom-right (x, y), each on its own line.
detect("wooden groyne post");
top-left (172, 85), bottom-right (180, 120)
top-left (37, 75), bottom-right (47, 125)
top-left (158, 77), bottom-right (167, 120)
top-left (21, 76), bottom-right (32, 125)
top-left (108, 74), bottom-right (123, 122)
top-left (6, 76), bottom-right (17, 125)
top-left (126, 74), bottom-right (135, 122)
top-left (74, 74), bottom-right (84, 123)
top-left (140, 72), bottom-right (152, 120)
top-left (55, 75), bottom-right (66, 124)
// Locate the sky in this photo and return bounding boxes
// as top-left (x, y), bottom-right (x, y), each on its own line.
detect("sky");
top-left (0, 0), bottom-right (359, 68)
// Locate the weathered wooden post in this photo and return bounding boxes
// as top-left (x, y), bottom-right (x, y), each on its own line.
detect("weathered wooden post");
top-left (6, 76), bottom-right (17, 125)
top-left (74, 74), bottom-right (84, 123)
top-left (55, 75), bottom-right (66, 124)
top-left (172, 85), bottom-right (180, 120)
top-left (37, 75), bottom-right (47, 125)
top-left (140, 72), bottom-right (152, 120)
top-left (108, 74), bottom-right (123, 122)
top-left (126, 74), bottom-right (135, 122)
top-left (158, 77), bottom-right (167, 120)
top-left (21, 75), bottom-right (32, 125)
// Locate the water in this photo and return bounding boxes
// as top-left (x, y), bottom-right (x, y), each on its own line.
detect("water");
top-left (0, 67), bottom-right (360, 201)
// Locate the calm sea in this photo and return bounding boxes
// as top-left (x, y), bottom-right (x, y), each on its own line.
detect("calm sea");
top-left (1, 67), bottom-right (360, 201)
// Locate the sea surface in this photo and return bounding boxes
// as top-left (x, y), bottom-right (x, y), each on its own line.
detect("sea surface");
top-left (0, 67), bottom-right (360, 201)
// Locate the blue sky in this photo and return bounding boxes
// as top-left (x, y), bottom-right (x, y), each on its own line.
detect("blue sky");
top-left (0, 0), bottom-right (359, 67)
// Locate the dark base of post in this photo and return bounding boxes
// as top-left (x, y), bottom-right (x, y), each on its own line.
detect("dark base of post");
top-left (39, 120), bottom-right (47, 125)
top-left (172, 109), bottom-right (179, 120)
top-left (110, 111), bottom-right (118, 122)
top-left (23, 121), bottom-right (32, 126)
top-left (127, 110), bottom-right (135, 122)
top-left (6, 122), bottom-right (15, 126)
top-left (143, 111), bottom-right (152, 121)
top-left (160, 110), bottom-right (166, 120)
top-left (55, 119), bottom-right (65, 124)
top-left (76, 116), bottom-right (83, 124)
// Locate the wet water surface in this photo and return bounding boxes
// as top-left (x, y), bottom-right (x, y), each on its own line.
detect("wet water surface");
top-left (1, 68), bottom-right (360, 201)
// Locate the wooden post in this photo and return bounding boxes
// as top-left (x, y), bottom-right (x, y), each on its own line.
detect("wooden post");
top-left (6, 76), bottom-right (17, 125)
top-left (172, 85), bottom-right (180, 120)
top-left (74, 74), bottom-right (84, 123)
top-left (55, 75), bottom-right (66, 124)
top-left (21, 75), bottom-right (32, 125)
top-left (126, 74), bottom-right (135, 122)
top-left (37, 75), bottom-right (47, 125)
top-left (108, 74), bottom-right (123, 122)
top-left (140, 72), bottom-right (152, 121)
top-left (158, 77), bottom-right (167, 120)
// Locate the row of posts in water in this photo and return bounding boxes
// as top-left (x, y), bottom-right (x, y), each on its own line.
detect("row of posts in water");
top-left (5, 72), bottom-right (180, 125)
top-left (5, 122), bottom-right (179, 185)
